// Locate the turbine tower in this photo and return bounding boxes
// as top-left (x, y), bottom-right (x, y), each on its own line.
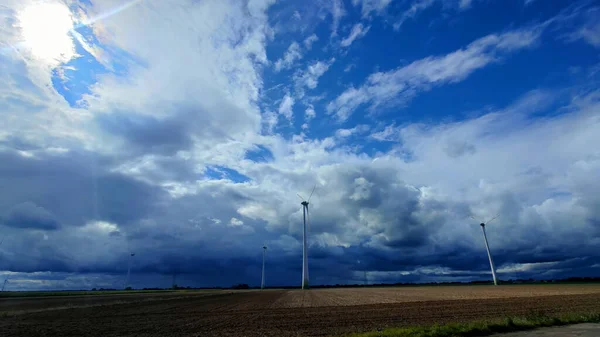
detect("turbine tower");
top-left (261, 244), bottom-right (267, 290)
top-left (297, 185), bottom-right (316, 290)
top-left (1, 277), bottom-right (8, 292)
top-left (125, 252), bottom-right (135, 289)
top-left (472, 215), bottom-right (499, 286)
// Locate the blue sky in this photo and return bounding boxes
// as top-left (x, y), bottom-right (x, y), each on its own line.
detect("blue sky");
top-left (0, 0), bottom-right (599, 290)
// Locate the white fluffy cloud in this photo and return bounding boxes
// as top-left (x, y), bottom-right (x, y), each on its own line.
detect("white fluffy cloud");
top-left (393, 0), bottom-right (477, 30)
top-left (340, 23), bottom-right (370, 47)
top-left (329, 0), bottom-right (346, 37)
top-left (328, 25), bottom-right (543, 121)
top-left (568, 8), bottom-right (600, 48)
top-left (352, 0), bottom-right (394, 17)
top-left (303, 33), bottom-right (319, 49)
top-left (294, 58), bottom-right (335, 93)
top-left (278, 94), bottom-right (295, 120)
top-left (274, 41), bottom-right (303, 71)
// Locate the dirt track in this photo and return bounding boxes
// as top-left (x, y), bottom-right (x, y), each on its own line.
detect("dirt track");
top-left (2, 285), bottom-right (600, 337)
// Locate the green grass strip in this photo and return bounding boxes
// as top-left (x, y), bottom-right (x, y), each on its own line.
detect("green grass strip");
top-left (347, 312), bottom-right (600, 337)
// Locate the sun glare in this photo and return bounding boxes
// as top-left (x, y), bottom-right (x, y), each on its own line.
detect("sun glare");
top-left (18, 2), bottom-right (75, 65)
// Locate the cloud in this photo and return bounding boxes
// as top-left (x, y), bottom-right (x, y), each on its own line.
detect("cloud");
top-left (301, 104), bottom-right (317, 130)
top-left (328, 26), bottom-right (543, 121)
top-left (340, 23), bottom-right (370, 47)
top-left (2, 202), bottom-right (60, 230)
top-left (329, 0), bottom-right (346, 37)
top-left (305, 105), bottom-right (317, 120)
top-left (79, 0), bottom-right (271, 137)
top-left (303, 33), bottom-right (319, 49)
top-left (294, 58), bottom-right (335, 94)
top-left (278, 94), bottom-right (295, 120)
top-left (335, 125), bottom-right (370, 138)
top-left (370, 124), bottom-right (401, 141)
top-left (0, 150), bottom-right (167, 227)
top-left (2, 89), bottom-right (600, 287)
top-left (459, 0), bottom-right (473, 9)
top-left (352, 0), bottom-right (394, 17)
top-left (262, 110), bottom-right (279, 134)
top-left (393, 0), bottom-right (436, 30)
top-left (274, 41), bottom-right (303, 71)
top-left (567, 8), bottom-right (600, 48)
top-left (393, 0), bottom-right (477, 30)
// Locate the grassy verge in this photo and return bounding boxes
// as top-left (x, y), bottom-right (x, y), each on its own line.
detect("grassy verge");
top-left (347, 312), bottom-right (600, 337)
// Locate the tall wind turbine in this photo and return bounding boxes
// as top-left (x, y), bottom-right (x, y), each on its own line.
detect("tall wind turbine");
top-left (472, 215), bottom-right (499, 286)
top-left (125, 252), bottom-right (135, 289)
top-left (261, 244), bottom-right (267, 290)
top-left (1, 277), bottom-right (8, 292)
top-left (297, 185), bottom-right (316, 290)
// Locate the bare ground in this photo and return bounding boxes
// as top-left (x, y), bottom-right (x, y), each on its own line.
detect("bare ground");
top-left (1, 285), bottom-right (600, 337)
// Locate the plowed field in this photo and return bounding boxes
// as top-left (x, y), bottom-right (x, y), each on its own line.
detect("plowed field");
top-left (2, 285), bottom-right (600, 337)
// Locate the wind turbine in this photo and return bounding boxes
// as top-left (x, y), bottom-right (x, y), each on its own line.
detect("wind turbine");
top-left (472, 214), bottom-right (500, 286)
top-left (125, 252), bottom-right (135, 289)
top-left (261, 244), bottom-right (267, 290)
top-left (297, 185), bottom-right (316, 290)
top-left (1, 277), bottom-right (8, 292)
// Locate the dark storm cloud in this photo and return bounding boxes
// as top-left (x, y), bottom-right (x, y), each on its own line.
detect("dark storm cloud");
top-left (97, 112), bottom-right (193, 155)
top-left (301, 165), bottom-right (600, 283)
top-left (0, 149), bottom-right (166, 227)
top-left (95, 99), bottom-right (260, 157)
top-left (1, 135), bottom-right (599, 288)
top-left (2, 201), bottom-right (60, 230)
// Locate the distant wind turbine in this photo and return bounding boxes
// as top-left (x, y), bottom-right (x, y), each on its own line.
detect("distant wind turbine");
top-left (357, 260), bottom-right (367, 286)
top-left (471, 214), bottom-right (500, 286)
top-left (297, 185), bottom-right (316, 290)
top-left (261, 244), bottom-right (267, 290)
top-left (1, 277), bottom-right (8, 292)
top-left (124, 252), bottom-right (135, 289)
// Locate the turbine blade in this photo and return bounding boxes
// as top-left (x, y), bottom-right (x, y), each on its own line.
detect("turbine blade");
top-left (297, 193), bottom-right (305, 201)
top-left (486, 214), bottom-right (500, 225)
top-left (307, 184), bottom-right (317, 202)
top-left (470, 215), bottom-right (478, 222)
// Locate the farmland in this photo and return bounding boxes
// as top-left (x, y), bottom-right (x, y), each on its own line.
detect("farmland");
top-left (1, 285), bottom-right (600, 336)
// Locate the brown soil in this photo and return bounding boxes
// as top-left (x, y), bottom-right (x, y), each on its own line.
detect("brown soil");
top-left (2, 285), bottom-right (600, 337)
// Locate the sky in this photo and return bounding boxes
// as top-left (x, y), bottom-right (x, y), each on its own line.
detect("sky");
top-left (0, 0), bottom-right (599, 290)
